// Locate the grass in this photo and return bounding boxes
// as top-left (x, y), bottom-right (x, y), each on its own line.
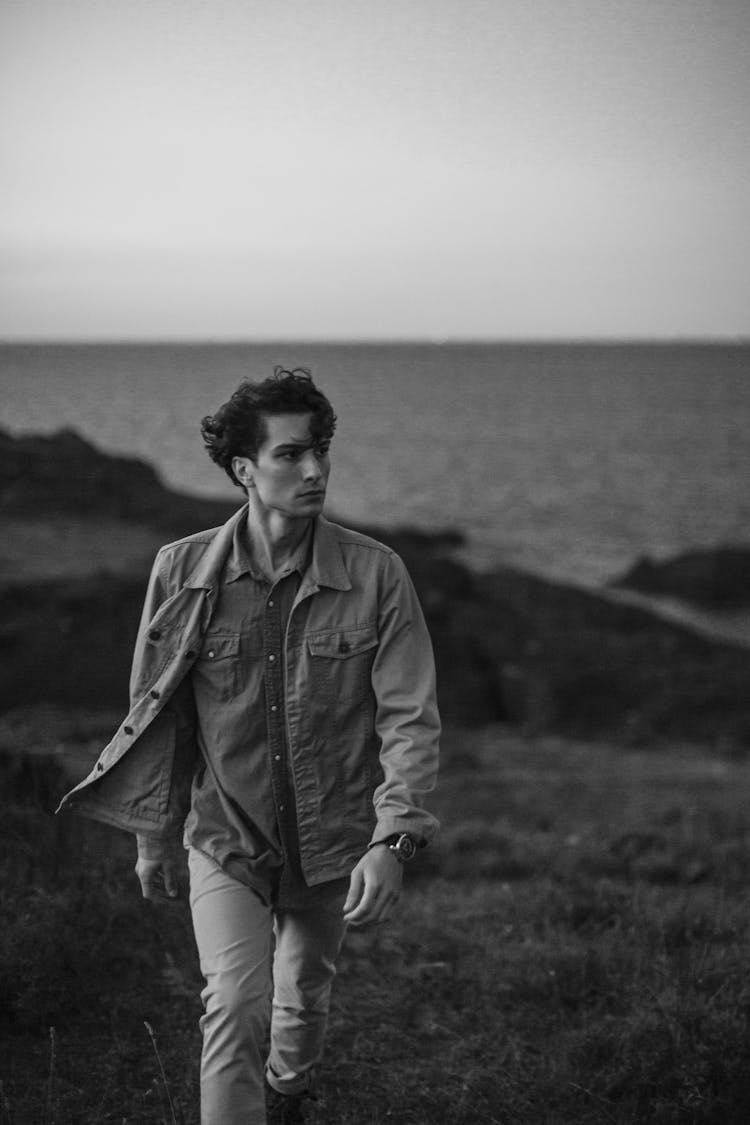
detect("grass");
top-left (2, 711), bottom-right (750, 1123)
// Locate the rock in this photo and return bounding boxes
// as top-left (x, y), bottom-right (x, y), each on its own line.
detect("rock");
top-left (0, 426), bottom-right (240, 535)
top-left (611, 547), bottom-right (750, 608)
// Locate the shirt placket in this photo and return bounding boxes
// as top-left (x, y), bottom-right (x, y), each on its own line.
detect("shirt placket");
top-left (263, 575), bottom-right (297, 896)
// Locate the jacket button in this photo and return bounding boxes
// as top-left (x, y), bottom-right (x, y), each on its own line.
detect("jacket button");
top-left (339, 640), bottom-right (351, 654)
top-left (148, 629), bottom-right (161, 641)
top-left (124, 725), bottom-right (134, 735)
top-left (150, 690), bottom-right (160, 700)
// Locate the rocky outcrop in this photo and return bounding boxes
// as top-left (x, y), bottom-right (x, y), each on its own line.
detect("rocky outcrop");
top-left (612, 547), bottom-right (750, 609)
top-left (0, 427), bottom-right (240, 536)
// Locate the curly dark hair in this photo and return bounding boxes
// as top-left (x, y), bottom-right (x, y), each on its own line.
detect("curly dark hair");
top-left (201, 366), bottom-right (337, 488)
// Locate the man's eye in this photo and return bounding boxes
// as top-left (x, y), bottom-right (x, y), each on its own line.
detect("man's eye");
top-left (316, 446), bottom-right (330, 457)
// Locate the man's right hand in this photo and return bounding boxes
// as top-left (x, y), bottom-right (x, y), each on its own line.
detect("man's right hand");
top-left (135, 857), bottom-right (180, 902)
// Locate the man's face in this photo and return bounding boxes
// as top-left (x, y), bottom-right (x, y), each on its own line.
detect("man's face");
top-left (234, 412), bottom-right (331, 519)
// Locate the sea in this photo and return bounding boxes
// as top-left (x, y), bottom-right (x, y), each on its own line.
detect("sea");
top-left (2, 341), bottom-right (749, 638)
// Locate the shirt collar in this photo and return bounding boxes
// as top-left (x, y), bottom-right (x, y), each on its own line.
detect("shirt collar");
top-left (305, 517), bottom-right (352, 592)
top-left (224, 513), bottom-right (314, 585)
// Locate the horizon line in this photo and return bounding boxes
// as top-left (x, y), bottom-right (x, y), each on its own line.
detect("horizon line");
top-left (2, 334), bottom-right (749, 347)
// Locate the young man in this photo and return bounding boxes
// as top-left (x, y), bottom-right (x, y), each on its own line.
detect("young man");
top-left (59, 368), bottom-right (440, 1124)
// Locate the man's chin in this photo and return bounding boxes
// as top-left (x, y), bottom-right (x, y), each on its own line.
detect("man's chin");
top-left (295, 495), bottom-right (326, 513)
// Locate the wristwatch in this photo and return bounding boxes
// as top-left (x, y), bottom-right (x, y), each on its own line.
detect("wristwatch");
top-left (370, 832), bottom-right (419, 864)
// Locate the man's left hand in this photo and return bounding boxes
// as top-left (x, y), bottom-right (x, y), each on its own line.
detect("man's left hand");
top-left (343, 845), bottom-right (403, 927)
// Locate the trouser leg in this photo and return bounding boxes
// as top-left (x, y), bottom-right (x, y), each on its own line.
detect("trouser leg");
top-left (266, 897), bottom-right (348, 1097)
top-left (188, 848), bottom-right (273, 1125)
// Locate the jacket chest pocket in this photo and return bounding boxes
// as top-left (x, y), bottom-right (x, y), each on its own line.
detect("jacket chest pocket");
top-left (306, 626), bottom-right (378, 704)
top-left (192, 633), bottom-right (242, 703)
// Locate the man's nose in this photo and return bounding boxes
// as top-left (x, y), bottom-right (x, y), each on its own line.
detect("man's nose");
top-left (301, 451), bottom-right (323, 480)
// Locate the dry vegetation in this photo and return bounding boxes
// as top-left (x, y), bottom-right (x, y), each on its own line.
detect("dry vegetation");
top-left (2, 711), bottom-right (750, 1123)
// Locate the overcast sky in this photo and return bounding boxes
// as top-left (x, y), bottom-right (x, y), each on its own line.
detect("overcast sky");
top-left (2, 0), bottom-right (748, 340)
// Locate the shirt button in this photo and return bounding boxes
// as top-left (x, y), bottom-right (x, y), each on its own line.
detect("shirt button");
top-left (268, 600), bottom-right (275, 607)
top-left (207, 650), bottom-right (215, 659)
top-left (279, 804), bottom-right (285, 812)
top-left (271, 705), bottom-right (278, 712)
top-left (275, 755), bottom-right (281, 761)
top-left (268, 654), bottom-right (276, 662)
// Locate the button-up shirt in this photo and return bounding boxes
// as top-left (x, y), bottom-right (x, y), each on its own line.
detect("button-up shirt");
top-left (184, 518), bottom-right (348, 907)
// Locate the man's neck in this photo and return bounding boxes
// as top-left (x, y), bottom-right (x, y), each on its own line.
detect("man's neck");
top-left (243, 500), bottom-right (313, 580)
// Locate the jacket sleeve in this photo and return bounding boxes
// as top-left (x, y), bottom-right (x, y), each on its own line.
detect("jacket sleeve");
top-left (368, 551), bottom-right (440, 846)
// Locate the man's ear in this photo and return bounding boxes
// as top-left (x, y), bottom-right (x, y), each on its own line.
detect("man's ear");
top-left (232, 456), bottom-right (255, 488)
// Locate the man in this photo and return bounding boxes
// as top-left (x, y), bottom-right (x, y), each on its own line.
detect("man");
top-left (59, 367), bottom-right (440, 1124)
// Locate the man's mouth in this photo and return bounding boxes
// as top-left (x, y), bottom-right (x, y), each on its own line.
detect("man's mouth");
top-left (300, 489), bottom-right (325, 497)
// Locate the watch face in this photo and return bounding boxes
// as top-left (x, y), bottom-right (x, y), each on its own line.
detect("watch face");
top-left (395, 834), bottom-right (417, 861)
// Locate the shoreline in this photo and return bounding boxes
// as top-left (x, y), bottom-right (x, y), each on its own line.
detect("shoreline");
top-left (2, 427), bottom-right (750, 746)
top-left (4, 514), bottom-right (749, 650)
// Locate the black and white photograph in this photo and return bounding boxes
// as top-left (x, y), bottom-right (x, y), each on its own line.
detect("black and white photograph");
top-left (1, 2), bottom-right (749, 1122)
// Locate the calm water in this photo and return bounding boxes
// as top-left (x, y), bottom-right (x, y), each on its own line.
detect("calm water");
top-left (2, 342), bottom-right (749, 589)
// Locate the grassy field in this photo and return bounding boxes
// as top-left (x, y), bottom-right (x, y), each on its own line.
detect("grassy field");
top-left (2, 711), bottom-right (750, 1124)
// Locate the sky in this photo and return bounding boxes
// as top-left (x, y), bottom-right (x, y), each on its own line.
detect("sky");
top-left (1, 0), bottom-right (749, 340)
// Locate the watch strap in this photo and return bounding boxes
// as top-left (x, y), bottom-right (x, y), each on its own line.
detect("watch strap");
top-left (368, 832), bottom-right (419, 863)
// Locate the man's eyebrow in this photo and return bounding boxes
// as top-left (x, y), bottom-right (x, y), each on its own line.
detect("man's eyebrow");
top-left (271, 440), bottom-right (314, 452)
top-left (272, 438), bottom-right (330, 452)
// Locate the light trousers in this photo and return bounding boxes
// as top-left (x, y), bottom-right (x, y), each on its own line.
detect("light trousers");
top-left (188, 848), bottom-right (348, 1125)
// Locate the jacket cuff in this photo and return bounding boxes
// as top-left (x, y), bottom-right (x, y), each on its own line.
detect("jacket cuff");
top-left (369, 820), bottom-right (430, 850)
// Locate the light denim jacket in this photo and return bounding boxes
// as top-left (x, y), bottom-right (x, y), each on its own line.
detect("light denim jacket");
top-left (58, 507), bottom-right (440, 885)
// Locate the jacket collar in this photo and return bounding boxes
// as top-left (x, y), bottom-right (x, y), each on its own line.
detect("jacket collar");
top-left (183, 506), bottom-right (352, 593)
top-left (183, 504), bottom-right (248, 590)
